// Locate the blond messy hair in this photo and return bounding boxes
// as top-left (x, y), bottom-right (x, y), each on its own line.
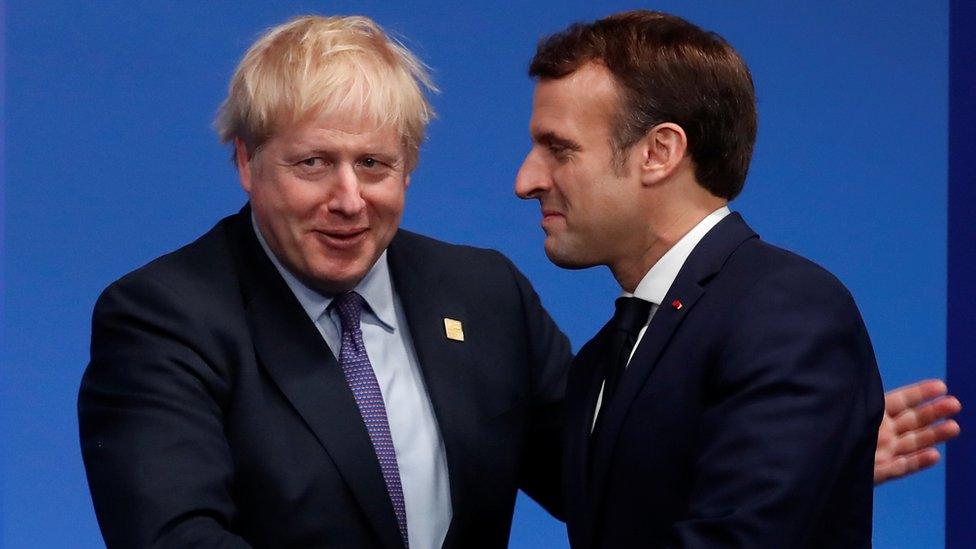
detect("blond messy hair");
top-left (215, 15), bottom-right (436, 171)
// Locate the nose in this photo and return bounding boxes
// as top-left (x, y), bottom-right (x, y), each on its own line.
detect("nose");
top-left (514, 149), bottom-right (549, 200)
top-left (328, 164), bottom-right (366, 216)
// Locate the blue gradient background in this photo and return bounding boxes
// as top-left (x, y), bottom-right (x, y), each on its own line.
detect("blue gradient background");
top-left (1, 1), bottom-right (955, 547)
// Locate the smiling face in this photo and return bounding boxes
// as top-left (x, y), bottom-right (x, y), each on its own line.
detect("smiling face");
top-left (237, 112), bottom-right (408, 293)
top-left (515, 63), bottom-right (646, 271)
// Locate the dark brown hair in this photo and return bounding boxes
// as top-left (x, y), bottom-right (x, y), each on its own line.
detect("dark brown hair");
top-left (529, 10), bottom-right (757, 200)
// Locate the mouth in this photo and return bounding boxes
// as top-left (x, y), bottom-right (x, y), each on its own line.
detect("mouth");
top-left (313, 228), bottom-right (369, 249)
top-left (541, 210), bottom-right (565, 227)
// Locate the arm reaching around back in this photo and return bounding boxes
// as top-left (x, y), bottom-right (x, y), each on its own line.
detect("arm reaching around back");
top-left (875, 379), bottom-right (962, 485)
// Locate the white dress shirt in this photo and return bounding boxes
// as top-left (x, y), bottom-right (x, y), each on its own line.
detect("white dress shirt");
top-left (253, 218), bottom-right (452, 549)
top-left (593, 206), bottom-right (731, 427)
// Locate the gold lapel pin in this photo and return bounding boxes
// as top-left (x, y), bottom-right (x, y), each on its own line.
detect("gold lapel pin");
top-left (443, 318), bottom-right (465, 342)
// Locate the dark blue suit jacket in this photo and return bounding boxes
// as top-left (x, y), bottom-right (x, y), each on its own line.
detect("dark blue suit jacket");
top-left (79, 207), bottom-right (571, 548)
top-left (565, 213), bottom-right (884, 548)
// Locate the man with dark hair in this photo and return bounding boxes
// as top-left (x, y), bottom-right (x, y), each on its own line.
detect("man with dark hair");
top-left (517, 10), bottom-right (884, 547)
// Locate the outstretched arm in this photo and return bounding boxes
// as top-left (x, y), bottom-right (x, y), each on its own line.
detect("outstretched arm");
top-left (503, 252), bottom-right (573, 521)
top-left (80, 276), bottom-right (251, 548)
top-left (875, 379), bottom-right (962, 485)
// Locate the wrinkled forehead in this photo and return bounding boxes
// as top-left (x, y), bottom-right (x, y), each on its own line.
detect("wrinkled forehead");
top-left (267, 110), bottom-right (406, 155)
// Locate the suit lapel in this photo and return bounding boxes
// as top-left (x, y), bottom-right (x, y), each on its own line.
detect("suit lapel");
top-left (230, 209), bottom-right (404, 549)
top-left (386, 232), bottom-right (482, 545)
top-left (581, 214), bottom-right (758, 543)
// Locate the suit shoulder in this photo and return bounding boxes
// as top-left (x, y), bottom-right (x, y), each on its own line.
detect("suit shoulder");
top-left (730, 237), bottom-right (855, 302)
top-left (97, 214), bottom-right (241, 313)
top-left (88, 214), bottom-right (250, 383)
top-left (712, 238), bottom-right (875, 370)
top-left (393, 229), bottom-right (517, 273)
top-left (713, 236), bottom-right (879, 390)
top-left (390, 229), bottom-right (541, 315)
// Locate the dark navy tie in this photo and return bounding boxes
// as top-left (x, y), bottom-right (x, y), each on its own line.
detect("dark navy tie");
top-left (591, 296), bottom-right (653, 438)
top-left (334, 291), bottom-right (408, 547)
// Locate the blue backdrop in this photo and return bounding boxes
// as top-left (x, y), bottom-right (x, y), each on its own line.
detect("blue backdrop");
top-left (1, 1), bottom-right (953, 547)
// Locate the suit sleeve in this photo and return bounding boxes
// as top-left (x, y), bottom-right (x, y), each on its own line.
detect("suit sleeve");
top-left (499, 254), bottom-right (573, 521)
top-left (668, 265), bottom-right (884, 548)
top-left (78, 275), bottom-right (252, 548)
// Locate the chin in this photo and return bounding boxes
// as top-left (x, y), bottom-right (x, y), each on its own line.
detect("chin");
top-left (544, 241), bottom-right (598, 271)
top-left (305, 264), bottom-right (368, 294)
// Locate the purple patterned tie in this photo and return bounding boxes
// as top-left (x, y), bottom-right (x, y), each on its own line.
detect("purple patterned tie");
top-left (333, 291), bottom-right (408, 547)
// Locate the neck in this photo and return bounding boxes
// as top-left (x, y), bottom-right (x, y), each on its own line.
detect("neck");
top-left (610, 195), bottom-right (727, 292)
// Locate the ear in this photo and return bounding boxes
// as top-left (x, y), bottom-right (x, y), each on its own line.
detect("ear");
top-left (235, 138), bottom-right (254, 194)
top-left (637, 122), bottom-right (688, 186)
top-left (404, 174), bottom-right (411, 189)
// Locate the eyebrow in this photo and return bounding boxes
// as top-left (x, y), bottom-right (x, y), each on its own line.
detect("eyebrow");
top-left (285, 144), bottom-right (402, 158)
top-left (533, 131), bottom-right (582, 151)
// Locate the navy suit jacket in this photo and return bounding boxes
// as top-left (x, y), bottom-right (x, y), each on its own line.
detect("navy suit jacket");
top-left (79, 207), bottom-right (571, 548)
top-left (565, 214), bottom-right (884, 548)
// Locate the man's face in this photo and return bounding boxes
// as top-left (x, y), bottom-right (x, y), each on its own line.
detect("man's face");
top-left (515, 63), bottom-right (644, 270)
top-left (238, 112), bottom-right (408, 293)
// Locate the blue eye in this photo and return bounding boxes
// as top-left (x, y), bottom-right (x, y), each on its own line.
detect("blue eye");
top-left (361, 157), bottom-right (378, 168)
top-left (300, 157), bottom-right (322, 167)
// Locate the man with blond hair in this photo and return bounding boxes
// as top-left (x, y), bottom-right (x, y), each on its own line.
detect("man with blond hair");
top-left (79, 12), bottom-right (959, 549)
top-left (79, 15), bottom-right (569, 548)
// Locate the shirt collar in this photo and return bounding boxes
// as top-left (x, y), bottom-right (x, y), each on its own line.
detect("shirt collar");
top-left (624, 206), bottom-right (731, 305)
top-left (251, 213), bottom-right (397, 331)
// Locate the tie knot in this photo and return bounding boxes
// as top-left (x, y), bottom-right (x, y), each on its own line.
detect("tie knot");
top-left (333, 291), bottom-right (365, 333)
top-left (612, 297), bottom-right (652, 335)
